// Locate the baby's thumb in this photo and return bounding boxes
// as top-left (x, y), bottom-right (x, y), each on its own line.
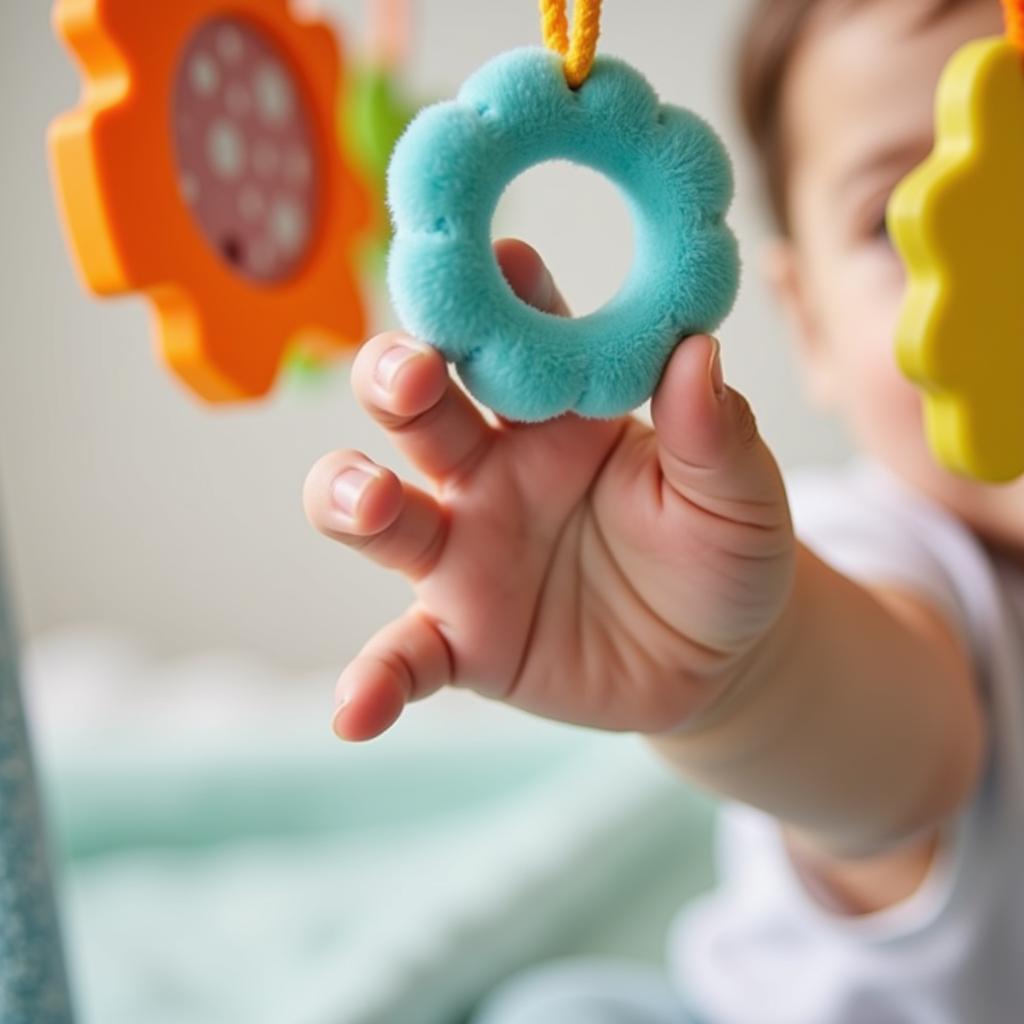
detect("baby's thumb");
top-left (651, 335), bottom-right (787, 516)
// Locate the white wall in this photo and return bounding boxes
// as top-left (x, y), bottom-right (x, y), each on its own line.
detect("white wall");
top-left (0, 0), bottom-right (849, 670)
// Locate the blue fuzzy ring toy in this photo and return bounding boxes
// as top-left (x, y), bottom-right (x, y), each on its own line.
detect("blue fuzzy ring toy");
top-left (386, 47), bottom-right (740, 422)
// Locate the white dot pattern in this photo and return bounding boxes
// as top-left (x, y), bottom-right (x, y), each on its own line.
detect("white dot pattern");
top-left (189, 52), bottom-right (219, 96)
top-left (207, 118), bottom-right (245, 179)
top-left (172, 17), bottom-right (319, 283)
top-left (270, 196), bottom-right (307, 253)
top-left (255, 62), bottom-right (294, 125)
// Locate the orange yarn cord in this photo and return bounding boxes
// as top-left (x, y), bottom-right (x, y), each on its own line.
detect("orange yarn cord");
top-left (539, 0), bottom-right (602, 88)
top-left (1004, 0), bottom-right (1024, 51)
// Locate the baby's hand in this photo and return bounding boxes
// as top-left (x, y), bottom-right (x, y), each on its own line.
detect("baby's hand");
top-left (304, 240), bottom-right (794, 740)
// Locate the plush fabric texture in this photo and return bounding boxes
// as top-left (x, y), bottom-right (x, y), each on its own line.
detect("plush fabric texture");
top-left (386, 47), bottom-right (740, 422)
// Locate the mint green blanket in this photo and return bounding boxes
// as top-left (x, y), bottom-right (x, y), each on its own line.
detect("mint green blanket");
top-left (29, 640), bottom-right (715, 1024)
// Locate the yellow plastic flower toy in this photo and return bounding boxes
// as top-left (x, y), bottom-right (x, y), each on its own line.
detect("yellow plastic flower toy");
top-left (887, 0), bottom-right (1024, 482)
top-left (48, 0), bottom-right (371, 402)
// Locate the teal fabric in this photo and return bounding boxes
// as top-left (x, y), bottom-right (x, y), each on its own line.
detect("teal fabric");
top-left (29, 635), bottom-right (717, 1024)
top-left (43, 691), bottom-right (715, 1024)
top-left (387, 47), bottom-right (740, 422)
top-left (471, 959), bottom-right (700, 1024)
top-left (0, 550), bottom-right (73, 1024)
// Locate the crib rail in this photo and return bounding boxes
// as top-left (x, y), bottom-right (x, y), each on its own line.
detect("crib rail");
top-left (0, 539), bottom-right (74, 1023)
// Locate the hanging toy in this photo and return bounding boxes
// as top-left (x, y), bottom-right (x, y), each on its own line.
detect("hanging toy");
top-left (386, 0), bottom-right (740, 423)
top-left (48, 0), bottom-right (371, 402)
top-left (887, 0), bottom-right (1024, 482)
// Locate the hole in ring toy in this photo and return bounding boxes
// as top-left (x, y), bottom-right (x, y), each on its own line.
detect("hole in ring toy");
top-left (386, 2), bottom-right (740, 423)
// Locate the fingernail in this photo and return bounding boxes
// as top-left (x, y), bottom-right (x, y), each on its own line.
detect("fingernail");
top-left (331, 465), bottom-right (377, 519)
top-left (375, 340), bottom-right (426, 392)
top-left (529, 264), bottom-right (556, 312)
top-left (331, 699), bottom-right (349, 738)
top-left (708, 338), bottom-right (726, 401)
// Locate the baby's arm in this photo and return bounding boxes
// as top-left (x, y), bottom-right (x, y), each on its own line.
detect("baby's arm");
top-left (652, 547), bottom-right (985, 907)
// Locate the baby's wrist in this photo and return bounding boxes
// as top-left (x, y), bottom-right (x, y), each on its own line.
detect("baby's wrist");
top-left (653, 545), bottom-right (807, 746)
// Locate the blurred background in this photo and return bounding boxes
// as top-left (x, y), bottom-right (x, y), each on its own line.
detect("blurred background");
top-left (0, 1), bottom-right (851, 1023)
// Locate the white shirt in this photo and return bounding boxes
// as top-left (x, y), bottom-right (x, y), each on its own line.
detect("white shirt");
top-left (667, 459), bottom-right (1024, 1024)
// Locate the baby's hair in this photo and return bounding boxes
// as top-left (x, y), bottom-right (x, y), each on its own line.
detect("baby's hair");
top-left (736, 0), bottom-right (975, 235)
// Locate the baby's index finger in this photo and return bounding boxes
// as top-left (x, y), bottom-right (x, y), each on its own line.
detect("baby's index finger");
top-left (494, 238), bottom-right (571, 317)
top-left (351, 331), bottom-right (496, 484)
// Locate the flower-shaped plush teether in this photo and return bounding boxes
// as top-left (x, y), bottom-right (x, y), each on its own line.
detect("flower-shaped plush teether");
top-left (888, 34), bottom-right (1024, 482)
top-left (386, 46), bottom-right (739, 422)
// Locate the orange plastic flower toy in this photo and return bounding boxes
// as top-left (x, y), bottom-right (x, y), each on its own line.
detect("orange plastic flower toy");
top-left (48, 0), bottom-right (371, 402)
top-left (887, 0), bottom-right (1024, 482)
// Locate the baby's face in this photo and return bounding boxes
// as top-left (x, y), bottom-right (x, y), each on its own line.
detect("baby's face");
top-left (776, 0), bottom-right (1024, 553)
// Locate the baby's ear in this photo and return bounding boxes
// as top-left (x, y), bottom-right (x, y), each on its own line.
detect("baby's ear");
top-left (762, 239), bottom-right (837, 411)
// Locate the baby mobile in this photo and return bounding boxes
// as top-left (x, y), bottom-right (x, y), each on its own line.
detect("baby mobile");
top-left (46, 0), bottom-right (742, 415)
top-left (5, 1), bottom-right (1024, 1021)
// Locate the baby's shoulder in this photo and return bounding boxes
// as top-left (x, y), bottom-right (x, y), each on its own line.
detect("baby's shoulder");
top-left (787, 458), bottom-right (1021, 681)
top-left (786, 458), bottom-right (955, 538)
